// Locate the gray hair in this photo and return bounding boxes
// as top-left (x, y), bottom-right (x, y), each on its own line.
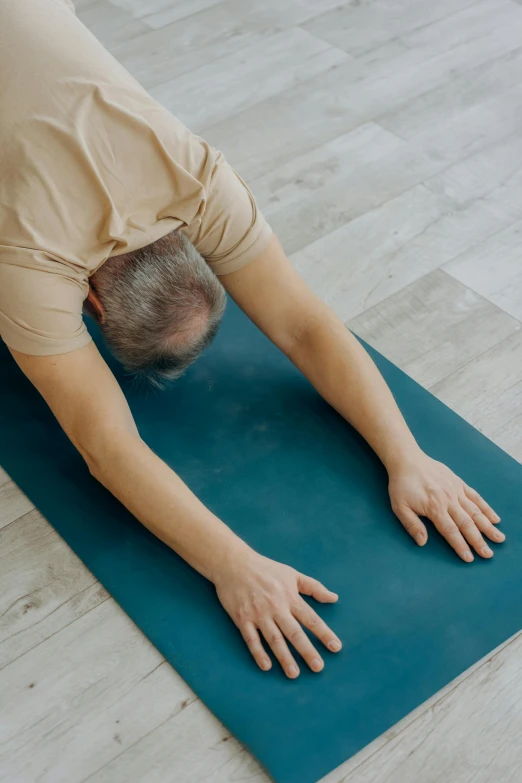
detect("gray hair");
top-left (90, 230), bottom-right (226, 388)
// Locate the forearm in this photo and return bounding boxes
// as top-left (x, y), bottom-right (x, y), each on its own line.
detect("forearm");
top-left (289, 300), bottom-right (419, 472)
top-left (9, 342), bottom-right (252, 582)
top-left (85, 429), bottom-right (250, 581)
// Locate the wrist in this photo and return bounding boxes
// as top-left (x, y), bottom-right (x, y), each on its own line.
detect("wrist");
top-left (207, 535), bottom-right (256, 585)
top-left (382, 442), bottom-right (424, 475)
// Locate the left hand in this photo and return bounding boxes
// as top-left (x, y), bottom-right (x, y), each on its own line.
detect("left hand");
top-left (388, 450), bottom-right (505, 562)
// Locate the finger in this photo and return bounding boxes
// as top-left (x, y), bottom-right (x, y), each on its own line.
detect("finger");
top-left (297, 573), bottom-right (338, 603)
top-left (394, 505), bottom-right (428, 546)
top-left (431, 510), bottom-right (474, 562)
top-left (460, 497), bottom-right (505, 545)
top-left (259, 618), bottom-right (300, 679)
top-left (240, 622), bottom-right (272, 672)
top-left (294, 601), bottom-right (342, 653)
top-left (276, 613), bottom-right (324, 673)
top-left (449, 504), bottom-right (493, 559)
top-left (463, 485), bottom-right (500, 524)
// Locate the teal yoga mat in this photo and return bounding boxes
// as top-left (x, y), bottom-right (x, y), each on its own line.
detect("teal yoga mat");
top-left (1, 299), bottom-right (521, 783)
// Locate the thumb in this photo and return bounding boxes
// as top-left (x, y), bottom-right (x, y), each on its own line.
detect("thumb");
top-left (297, 573), bottom-right (338, 603)
top-left (394, 505), bottom-right (428, 546)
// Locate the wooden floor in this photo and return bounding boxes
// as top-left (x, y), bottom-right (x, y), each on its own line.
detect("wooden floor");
top-left (1, 0), bottom-right (522, 780)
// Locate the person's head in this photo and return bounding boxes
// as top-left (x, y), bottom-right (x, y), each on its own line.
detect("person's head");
top-left (86, 231), bottom-right (226, 387)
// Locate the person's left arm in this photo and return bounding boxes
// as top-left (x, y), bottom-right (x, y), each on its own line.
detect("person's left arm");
top-left (220, 235), bottom-right (505, 562)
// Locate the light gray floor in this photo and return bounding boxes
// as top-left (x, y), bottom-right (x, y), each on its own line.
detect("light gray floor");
top-left (1, 0), bottom-right (522, 781)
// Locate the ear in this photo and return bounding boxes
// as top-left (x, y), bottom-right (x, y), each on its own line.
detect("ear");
top-left (86, 285), bottom-right (106, 324)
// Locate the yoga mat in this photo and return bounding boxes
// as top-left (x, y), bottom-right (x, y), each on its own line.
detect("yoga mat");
top-left (0, 299), bottom-right (521, 783)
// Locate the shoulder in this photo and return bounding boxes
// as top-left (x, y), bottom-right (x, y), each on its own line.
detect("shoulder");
top-left (0, 253), bottom-right (91, 356)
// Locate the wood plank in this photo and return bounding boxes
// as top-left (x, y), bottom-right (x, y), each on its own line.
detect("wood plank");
top-left (0, 466), bottom-right (10, 488)
top-left (303, 0), bottom-right (477, 56)
top-left (112, 0), bottom-right (226, 28)
top-left (430, 331), bottom-right (522, 463)
top-left (288, 183), bottom-right (450, 320)
top-left (304, 0), bottom-right (522, 117)
top-left (84, 698), bottom-right (246, 783)
top-left (111, 0), bottom-right (344, 28)
top-left (253, 128), bottom-right (522, 255)
top-left (108, 0), bottom-right (182, 16)
top-left (289, 160), bottom-right (522, 322)
top-left (201, 61), bottom-right (365, 182)
top-left (111, 6), bottom-right (272, 89)
top-left (252, 122), bottom-right (405, 211)
top-left (0, 509), bottom-right (109, 669)
top-left (110, 0), bottom-right (352, 91)
top-left (252, 122), bottom-right (410, 254)
top-left (0, 481), bottom-right (34, 531)
top-left (445, 219), bottom-right (522, 322)
top-left (379, 44), bottom-right (522, 140)
top-left (202, 40), bottom-right (522, 186)
top-left (394, 79), bottom-right (522, 166)
top-left (347, 269), bottom-right (522, 388)
top-left (76, 0), bottom-right (150, 48)
top-left (423, 132), bottom-right (522, 204)
top-left (145, 0), bottom-right (345, 31)
top-left (150, 27), bottom-right (348, 132)
top-left (0, 599), bottom-right (194, 782)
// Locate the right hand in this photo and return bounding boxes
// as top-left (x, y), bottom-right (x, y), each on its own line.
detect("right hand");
top-left (213, 548), bottom-right (342, 678)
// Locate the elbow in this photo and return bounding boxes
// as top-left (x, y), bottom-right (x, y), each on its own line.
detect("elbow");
top-left (74, 426), bottom-right (137, 485)
top-left (286, 306), bottom-right (330, 363)
top-left (75, 438), bottom-right (106, 483)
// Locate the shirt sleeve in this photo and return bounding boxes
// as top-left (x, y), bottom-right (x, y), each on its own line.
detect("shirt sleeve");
top-left (182, 151), bottom-right (273, 276)
top-left (0, 257), bottom-right (92, 356)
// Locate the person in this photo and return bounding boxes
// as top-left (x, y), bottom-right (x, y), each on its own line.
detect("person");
top-left (0, 0), bottom-right (505, 680)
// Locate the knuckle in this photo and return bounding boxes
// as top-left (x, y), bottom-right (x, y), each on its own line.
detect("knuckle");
top-left (284, 587), bottom-right (298, 604)
top-left (288, 627), bottom-right (303, 643)
top-left (243, 635), bottom-right (258, 647)
top-left (269, 632), bottom-right (284, 646)
top-left (290, 599), bottom-right (302, 614)
top-left (442, 484), bottom-right (455, 499)
top-left (250, 595), bottom-right (262, 614)
top-left (426, 495), bottom-right (442, 514)
top-left (426, 485), bottom-right (440, 502)
top-left (267, 596), bottom-right (280, 612)
top-left (458, 517), bottom-right (475, 533)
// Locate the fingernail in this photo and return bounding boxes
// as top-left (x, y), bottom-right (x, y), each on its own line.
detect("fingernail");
top-left (287, 665), bottom-right (299, 678)
top-left (261, 659), bottom-right (271, 671)
top-left (328, 640), bottom-right (342, 652)
top-left (482, 546), bottom-right (493, 557)
top-left (494, 514), bottom-right (501, 522)
top-left (495, 530), bottom-right (505, 542)
top-left (311, 658), bottom-right (324, 672)
top-left (463, 550), bottom-right (474, 562)
top-left (414, 532), bottom-right (426, 546)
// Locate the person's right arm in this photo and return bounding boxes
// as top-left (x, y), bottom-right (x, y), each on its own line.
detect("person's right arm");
top-left (9, 340), bottom-right (342, 677)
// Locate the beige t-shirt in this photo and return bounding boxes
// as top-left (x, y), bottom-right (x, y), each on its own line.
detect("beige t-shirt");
top-left (0, 0), bottom-right (272, 356)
